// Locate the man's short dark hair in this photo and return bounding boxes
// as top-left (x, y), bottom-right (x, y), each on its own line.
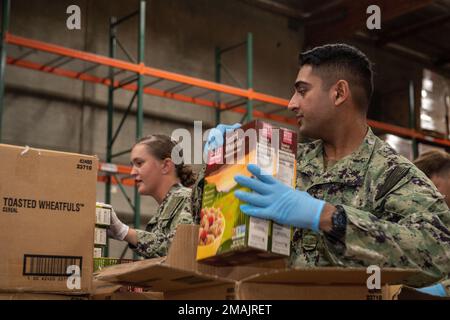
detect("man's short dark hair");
top-left (299, 44), bottom-right (374, 113)
top-left (414, 150), bottom-right (450, 178)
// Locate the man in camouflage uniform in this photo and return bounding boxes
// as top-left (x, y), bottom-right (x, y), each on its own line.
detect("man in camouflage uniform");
top-left (195, 44), bottom-right (450, 291)
top-left (290, 127), bottom-right (449, 288)
top-left (108, 183), bottom-right (193, 258)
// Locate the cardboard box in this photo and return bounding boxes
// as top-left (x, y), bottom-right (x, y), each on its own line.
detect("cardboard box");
top-left (96, 225), bottom-right (418, 300)
top-left (198, 120), bottom-right (296, 264)
top-left (388, 285), bottom-right (450, 300)
top-left (0, 144), bottom-right (97, 294)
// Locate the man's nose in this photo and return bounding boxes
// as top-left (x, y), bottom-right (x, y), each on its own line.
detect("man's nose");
top-left (130, 166), bottom-right (138, 177)
top-left (288, 92), bottom-right (299, 112)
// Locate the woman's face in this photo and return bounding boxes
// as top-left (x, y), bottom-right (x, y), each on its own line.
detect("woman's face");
top-left (130, 144), bottom-right (164, 196)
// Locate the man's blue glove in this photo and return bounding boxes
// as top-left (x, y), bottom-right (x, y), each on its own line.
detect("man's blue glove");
top-left (203, 123), bottom-right (241, 161)
top-left (234, 164), bottom-right (326, 232)
top-left (416, 283), bottom-right (447, 297)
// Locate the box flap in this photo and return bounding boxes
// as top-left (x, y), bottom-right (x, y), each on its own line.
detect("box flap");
top-left (240, 267), bottom-right (420, 285)
top-left (166, 224), bottom-right (286, 281)
top-left (95, 257), bottom-right (233, 292)
top-left (91, 279), bottom-right (122, 297)
top-left (393, 285), bottom-right (450, 300)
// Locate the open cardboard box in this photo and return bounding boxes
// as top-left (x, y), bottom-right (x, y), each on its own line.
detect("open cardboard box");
top-left (95, 225), bottom-right (419, 300)
top-left (388, 285), bottom-right (450, 300)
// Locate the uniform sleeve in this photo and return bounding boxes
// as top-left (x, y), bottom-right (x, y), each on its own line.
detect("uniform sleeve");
top-left (323, 169), bottom-right (450, 287)
top-left (191, 164), bottom-right (206, 224)
top-left (131, 196), bottom-right (194, 259)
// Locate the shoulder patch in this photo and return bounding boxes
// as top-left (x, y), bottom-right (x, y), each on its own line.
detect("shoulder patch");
top-left (375, 166), bottom-right (410, 201)
top-left (161, 196), bottom-right (186, 219)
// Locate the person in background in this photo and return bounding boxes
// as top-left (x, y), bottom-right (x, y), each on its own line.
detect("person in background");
top-left (414, 150), bottom-right (450, 208)
top-left (413, 150), bottom-right (450, 297)
top-left (106, 134), bottom-right (196, 258)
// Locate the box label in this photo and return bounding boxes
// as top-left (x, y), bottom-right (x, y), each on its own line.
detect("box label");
top-left (2, 197), bottom-right (84, 214)
top-left (94, 228), bottom-right (107, 246)
top-left (95, 207), bottom-right (111, 226)
top-left (248, 217), bottom-right (270, 250)
top-left (23, 254), bottom-right (83, 277)
top-left (276, 150), bottom-right (295, 187)
top-left (271, 223), bottom-right (291, 255)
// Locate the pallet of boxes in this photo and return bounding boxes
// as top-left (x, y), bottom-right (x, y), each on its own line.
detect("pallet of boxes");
top-left (0, 144), bottom-right (97, 300)
top-left (94, 120), bottom-right (426, 300)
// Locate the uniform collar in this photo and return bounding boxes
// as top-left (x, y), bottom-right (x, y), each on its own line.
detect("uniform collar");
top-left (299, 127), bottom-right (377, 187)
top-left (160, 182), bottom-right (183, 204)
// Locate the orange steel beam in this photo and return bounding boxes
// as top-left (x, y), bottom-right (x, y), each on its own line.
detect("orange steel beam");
top-left (7, 57), bottom-right (449, 146)
top-left (5, 33), bottom-right (289, 107)
top-left (368, 119), bottom-right (450, 147)
top-left (6, 56), bottom-right (296, 125)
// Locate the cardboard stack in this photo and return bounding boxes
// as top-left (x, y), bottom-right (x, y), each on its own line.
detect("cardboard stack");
top-left (0, 144), bottom-right (98, 298)
top-left (95, 225), bottom-right (420, 300)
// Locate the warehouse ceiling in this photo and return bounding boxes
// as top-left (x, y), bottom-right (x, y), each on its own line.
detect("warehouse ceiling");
top-left (240, 0), bottom-right (450, 75)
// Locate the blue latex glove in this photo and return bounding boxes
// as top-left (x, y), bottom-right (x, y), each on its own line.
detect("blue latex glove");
top-left (203, 123), bottom-right (241, 160)
top-left (416, 283), bottom-right (447, 297)
top-left (234, 164), bottom-right (326, 232)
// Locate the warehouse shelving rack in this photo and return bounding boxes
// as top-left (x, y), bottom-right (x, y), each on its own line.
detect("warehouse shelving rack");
top-left (1, 0), bottom-right (450, 257)
top-left (214, 32), bottom-right (254, 125)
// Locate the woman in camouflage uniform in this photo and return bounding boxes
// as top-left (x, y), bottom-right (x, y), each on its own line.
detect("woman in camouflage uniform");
top-left (107, 134), bottom-right (196, 258)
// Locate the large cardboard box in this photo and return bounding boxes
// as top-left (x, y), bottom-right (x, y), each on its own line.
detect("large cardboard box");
top-left (96, 225), bottom-right (418, 300)
top-left (0, 144), bottom-right (97, 294)
top-left (198, 120), bottom-right (296, 264)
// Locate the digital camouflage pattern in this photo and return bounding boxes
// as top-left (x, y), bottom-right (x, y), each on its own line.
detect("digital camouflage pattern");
top-left (131, 183), bottom-right (194, 258)
top-left (192, 166), bottom-right (206, 225)
top-left (291, 127), bottom-right (450, 289)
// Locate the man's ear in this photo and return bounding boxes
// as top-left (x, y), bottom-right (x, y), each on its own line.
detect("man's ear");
top-left (332, 80), bottom-right (350, 106)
